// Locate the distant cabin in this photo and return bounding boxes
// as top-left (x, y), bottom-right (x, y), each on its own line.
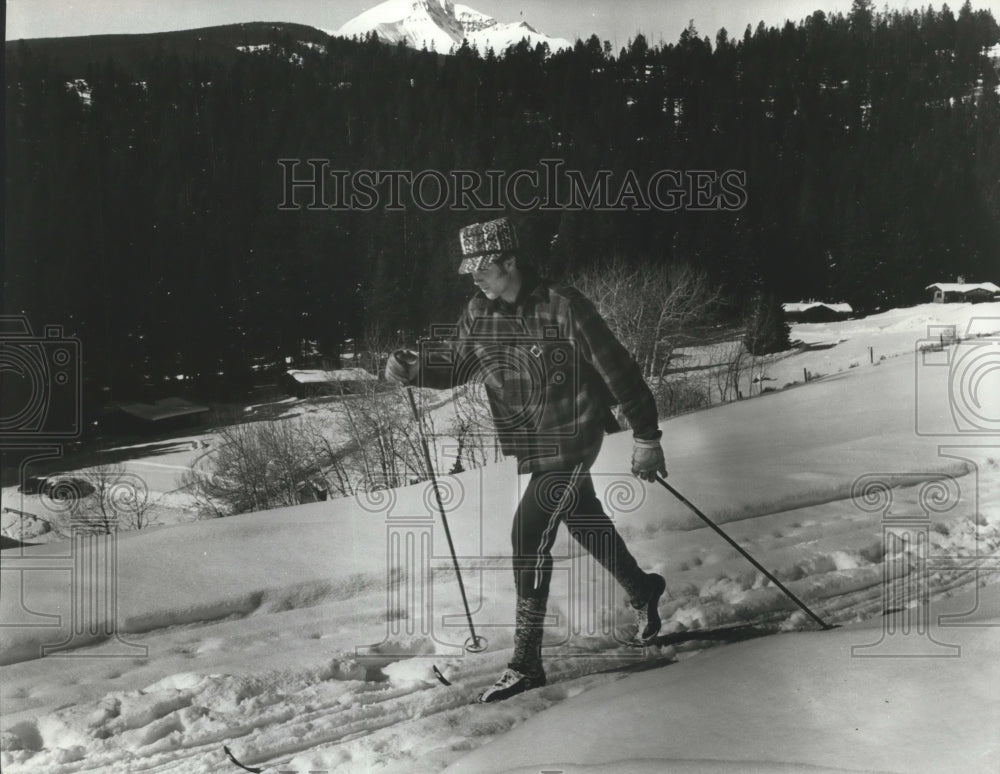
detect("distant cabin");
top-left (116, 397), bottom-right (209, 434)
top-left (283, 368), bottom-right (377, 398)
top-left (782, 302), bottom-right (854, 322)
top-left (926, 282), bottom-right (999, 303)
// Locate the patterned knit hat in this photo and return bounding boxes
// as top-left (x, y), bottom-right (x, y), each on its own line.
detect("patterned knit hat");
top-left (457, 217), bottom-right (519, 274)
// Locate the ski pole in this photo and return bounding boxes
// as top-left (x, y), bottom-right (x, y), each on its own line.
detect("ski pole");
top-left (406, 387), bottom-right (487, 653)
top-left (654, 474), bottom-right (835, 630)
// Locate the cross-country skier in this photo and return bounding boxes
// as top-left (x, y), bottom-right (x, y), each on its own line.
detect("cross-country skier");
top-left (386, 216), bottom-right (668, 703)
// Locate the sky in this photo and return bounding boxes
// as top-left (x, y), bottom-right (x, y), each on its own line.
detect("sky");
top-left (7, 0), bottom-right (1000, 46)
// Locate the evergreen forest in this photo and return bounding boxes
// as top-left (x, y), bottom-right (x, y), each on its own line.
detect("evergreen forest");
top-left (5, 2), bottom-right (999, 415)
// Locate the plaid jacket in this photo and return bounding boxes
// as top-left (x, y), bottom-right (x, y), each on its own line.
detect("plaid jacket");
top-left (417, 278), bottom-right (660, 473)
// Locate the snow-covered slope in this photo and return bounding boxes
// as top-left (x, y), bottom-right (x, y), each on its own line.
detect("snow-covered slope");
top-left (333, 0), bottom-right (571, 54)
top-left (2, 304), bottom-right (999, 772)
top-left (444, 584), bottom-right (1000, 774)
top-left (674, 300), bottom-right (1000, 399)
top-left (335, 0), bottom-right (464, 53)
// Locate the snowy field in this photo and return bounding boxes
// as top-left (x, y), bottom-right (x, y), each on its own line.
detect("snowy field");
top-left (1, 302), bottom-right (999, 773)
top-left (672, 301), bottom-right (1000, 397)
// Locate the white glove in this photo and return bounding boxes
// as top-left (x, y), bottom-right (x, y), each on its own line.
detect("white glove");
top-left (385, 349), bottom-right (419, 385)
top-left (631, 437), bottom-right (667, 482)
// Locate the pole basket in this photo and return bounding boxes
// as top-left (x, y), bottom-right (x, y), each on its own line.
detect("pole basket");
top-left (465, 635), bottom-right (489, 653)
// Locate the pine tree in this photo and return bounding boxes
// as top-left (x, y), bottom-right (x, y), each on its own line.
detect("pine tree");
top-left (743, 293), bottom-right (792, 355)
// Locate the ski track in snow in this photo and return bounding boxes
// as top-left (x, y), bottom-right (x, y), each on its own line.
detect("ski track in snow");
top-left (4, 471), bottom-right (997, 774)
top-left (3, 635), bottom-right (676, 774)
top-left (3, 302), bottom-right (1000, 773)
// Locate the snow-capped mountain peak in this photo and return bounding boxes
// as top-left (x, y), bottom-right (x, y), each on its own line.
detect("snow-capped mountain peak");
top-left (333, 0), bottom-right (570, 55)
top-left (453, 3), bottom-right (493, 31)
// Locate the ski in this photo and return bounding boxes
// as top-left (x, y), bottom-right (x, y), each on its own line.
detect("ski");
top-left (224, 745), bottom-right (265, 773)
top-left (224, 745), bottom-right (305, 774)
top-left (594, 649), bottom-right (680, 677)
top-left (432, 664), bottom-right (452, 686)
top-left (636, 622), bottom-right (782, 649)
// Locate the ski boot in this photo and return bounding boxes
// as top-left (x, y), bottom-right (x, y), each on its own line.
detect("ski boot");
top-left (478, 667), bottom-right (547, 703)
top-left (633, 573), bottom-right (667, 644)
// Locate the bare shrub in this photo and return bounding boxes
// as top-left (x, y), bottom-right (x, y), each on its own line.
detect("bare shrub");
top-left (183, 417), bottom-right (311, 516)
top-left (359, 319), bottom-right (407, 376)
top-left (708, 340), bottom-right (747, 402)
top-left (573, 258), bottom-right (721, 380)
top-left (336, 381), bottom-right (432, 490)
top-left (299, 416), bottom-right (359, 498)
top-left (651, 375), bottom-right (711, 417)
top-left (184, 377), bottom-right (455, 516)
top-left (449, 381), bottom-right (503, 472)
top-left (705, 338), bottom-right (776, 402)
top-left (72, 463), bottom-right (155, 533)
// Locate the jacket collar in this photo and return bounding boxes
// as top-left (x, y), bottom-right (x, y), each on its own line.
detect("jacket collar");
top-left (490, 274), bottom-right (547, 314)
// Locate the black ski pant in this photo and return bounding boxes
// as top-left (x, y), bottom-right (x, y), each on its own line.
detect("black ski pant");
top-left (511, 464), bottom-right (651, 606)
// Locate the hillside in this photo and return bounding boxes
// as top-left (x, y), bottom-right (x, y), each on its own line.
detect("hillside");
top-left (6, 7), bottom-right (999, 406)
top-left (4, 22), bottom-right (333, 73)
top-left (2, 303), bottom-right (998, 772)
top-left (4, 301), bottom-right (995, 543)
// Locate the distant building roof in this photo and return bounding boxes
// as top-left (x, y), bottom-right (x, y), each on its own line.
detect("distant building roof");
top-left (286, 368), bottom-right (377, 384)
top-left (925, 282), bottom-right (999, 294)
top-left (782, 302), bottom-right (854, 314)
top-left (118, 397), bottom-right (209, 422)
